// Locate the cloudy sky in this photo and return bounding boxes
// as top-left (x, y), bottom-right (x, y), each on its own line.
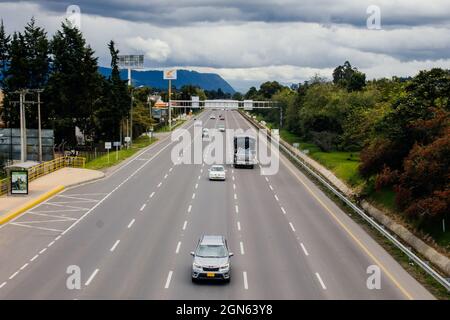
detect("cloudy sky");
top-left (1, 0), bottom-right (450, 92)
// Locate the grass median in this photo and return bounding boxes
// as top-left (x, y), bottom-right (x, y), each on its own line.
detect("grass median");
top-left (85, 135), bottom-right (157, 170)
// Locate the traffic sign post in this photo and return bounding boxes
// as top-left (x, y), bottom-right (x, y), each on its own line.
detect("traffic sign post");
top-left (164, 69), bottom-right (177, 131)
top-left (105, 142), bottom-right (112, 163)
top-left (113, 141), bottom-right (120, 161)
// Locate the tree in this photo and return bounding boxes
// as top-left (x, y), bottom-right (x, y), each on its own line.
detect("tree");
top-left (333, 61), bottom-right (366, 91)
top-left (1, 32), bottom-right (28, 127)
top-left (0, 19), bottom-right (10, 78)
top-left (45, 21), bottom-right (104, 145)
top-left (94, 40), bottom-right (130, 141)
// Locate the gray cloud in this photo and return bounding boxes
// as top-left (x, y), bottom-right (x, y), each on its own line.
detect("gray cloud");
top-left (3, 0), bottom-right (450, 27)
top-left (1, 0), bottom-right (450, 91)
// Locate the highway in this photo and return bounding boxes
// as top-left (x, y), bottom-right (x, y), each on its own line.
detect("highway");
top-left (0, 109), bottom-right (434, 299)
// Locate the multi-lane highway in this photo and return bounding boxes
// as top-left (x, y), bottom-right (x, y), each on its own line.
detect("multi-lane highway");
top-left (0, 109), bottom-right (434, 299)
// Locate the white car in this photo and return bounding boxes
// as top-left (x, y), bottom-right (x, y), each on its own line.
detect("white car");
top-left (209, 165), bottom-right (226, 180)
top-left (210, 114), bottom-right (216, 119)
top-left (202, 128), bottom-right (209, 138)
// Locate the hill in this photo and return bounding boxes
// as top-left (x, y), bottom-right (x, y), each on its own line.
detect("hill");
top-left (98, 67), bottom-right (235, 94)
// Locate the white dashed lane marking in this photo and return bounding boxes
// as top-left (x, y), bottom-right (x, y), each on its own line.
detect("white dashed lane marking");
top-left (316, 273), bottom-right (327, 290)
top-left (128, 219), bottom-right (135, 228)
top-left (165, 271), bottom-right (173, 289)
top-left (301, 243), bottom-right (309, 256)
top-left (110, 240), bottom-right (120, 252)
top-left (85, 269), bottom-right (99, 286)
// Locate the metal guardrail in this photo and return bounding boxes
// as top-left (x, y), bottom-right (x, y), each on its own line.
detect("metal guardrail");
top-left (241, 111), bottom-right (450, 292)
top-left (0, 156), bottom-right (85, 197)
top-left (0, 178), bottom-right (7, 196)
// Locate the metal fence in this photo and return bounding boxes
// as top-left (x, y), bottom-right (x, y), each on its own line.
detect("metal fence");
top-left (240, 110), bottom-right (450, 292)
top-left (0, 156), bottom-right (85, 197)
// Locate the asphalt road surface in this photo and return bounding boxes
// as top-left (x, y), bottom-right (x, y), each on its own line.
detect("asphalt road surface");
top-left (0, 109), bottom-right (434, 299)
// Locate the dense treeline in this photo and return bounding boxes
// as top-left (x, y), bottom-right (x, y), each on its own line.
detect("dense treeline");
top-left (0, 18), bottom-right (150, 147)
top-left (246, 62), bottom-right (449, 228)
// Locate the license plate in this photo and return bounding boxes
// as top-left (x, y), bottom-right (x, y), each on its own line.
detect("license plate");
top-left (206, 273), bottom-right (215, 278)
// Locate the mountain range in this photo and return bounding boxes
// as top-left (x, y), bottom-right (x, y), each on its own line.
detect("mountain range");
top-left (98, 67), bottom-right (235, 94)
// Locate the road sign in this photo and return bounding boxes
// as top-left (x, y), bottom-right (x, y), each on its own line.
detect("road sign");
top-left (163, 69), bottom-right (177, 80)
top-left (105, 142), bottom-right (112, 149)
top-left (113, 141), bottom-right (121, 147)
top-left (124, 137), bottom-right (131, 143)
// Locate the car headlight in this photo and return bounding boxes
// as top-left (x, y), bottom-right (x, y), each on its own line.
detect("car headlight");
top-left (220, 264), bottom-right (230, 270)
top-left (193, 263), bottom-right (202, 269)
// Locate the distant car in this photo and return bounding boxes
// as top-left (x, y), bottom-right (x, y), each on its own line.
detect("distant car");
top-left (210, 114), bottom-right (216, 119)
top-left (219, 115), bottom-right (225, 120)
top-left (202, 128), bottom-right (209, 138)
top-left (191, 235), bottom-right (233, 282)
top-left (209, 165), bottom-right (226, 180)
top-left (218, 124), bottom-right (225, 132)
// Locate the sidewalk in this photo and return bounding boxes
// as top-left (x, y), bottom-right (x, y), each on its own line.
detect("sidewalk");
top-left (0, 167), bottom-right (104, 223)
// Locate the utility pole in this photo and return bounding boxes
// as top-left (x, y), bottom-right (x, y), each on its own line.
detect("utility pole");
top-left (19, 90), bottom-right (27, 162)
top-left (37, 90), bottom-right (43, 162)
top-left (130, 91), bottom-right (133, 146)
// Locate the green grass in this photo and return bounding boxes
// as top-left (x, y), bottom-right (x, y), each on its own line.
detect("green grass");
top-left (155, 119), bottom-right (186, 132)
top-left (279, 129), bottom-right (363, 187)
top-left (85, 135), bottom-right (157, 170)
top-left (368, 188), bottom-right (397, 211)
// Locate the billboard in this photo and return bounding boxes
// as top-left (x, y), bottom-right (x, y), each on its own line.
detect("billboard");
top-left (118, 55), bottom-right (144, 68)
top-left (11, 170), bottom-right (28, 195)
top-left (163, 69), bottom-right (177, 80)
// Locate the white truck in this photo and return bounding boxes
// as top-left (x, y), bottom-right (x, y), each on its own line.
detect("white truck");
top-left (233, 134), bottom-right (256, 168)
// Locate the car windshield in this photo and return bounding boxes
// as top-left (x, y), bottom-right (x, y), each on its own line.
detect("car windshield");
top-left (211, 166), bottom-right (224, 172)
top-left (196, 245), bottom-right (227, 258)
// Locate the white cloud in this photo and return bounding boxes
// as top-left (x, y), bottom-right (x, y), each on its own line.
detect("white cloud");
top-left (126, 37), bottom-right (171, 62)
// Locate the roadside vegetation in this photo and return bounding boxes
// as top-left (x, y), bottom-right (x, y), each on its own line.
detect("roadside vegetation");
top-left (85, 135), bottom-right (156, 170)
top-left (246, 62), bottom-right (450, 250)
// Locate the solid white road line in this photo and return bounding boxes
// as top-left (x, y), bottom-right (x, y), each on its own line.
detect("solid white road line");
top-left (85, 269), bottom-right (99, 286)
top-left (243, 271), bottom-right (248, 290)
top-left (235, 205), bottom-right (239, 213)
top-left (128, 219), bottom-right (135, 228)
top-left (165, 271), bottom-right (173, 289)
top-left (281, 207), bottom-right (287, 215)
top-left (55, 235), bottom-right (62, 241)
top-left (140, 204), bottom-right (146, 211)
top-left (182, 221), bottom-right (188, 230)
top-left (237, 221), bottom-right (241, 231)
top-left (110, 240), bottom-right (120, 252)
top-left (188, 205), bottom-right (192, 213)
top-left (300, 243), bottom-right (309, 256)
top-left (30, 254), bottom-right (39, 262)
top-left (240, 242), bottom-right (245, 255)
top-left (9, 271), bottom-right (19, 280)
top-left (315, 272), bottom-right (327, 290)
top-left (0, 282), bottom-right (6, 289)
top-left (176, 241), bottom-right (181, 254)
top-left (289, 222), bottom-right (296, 232)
